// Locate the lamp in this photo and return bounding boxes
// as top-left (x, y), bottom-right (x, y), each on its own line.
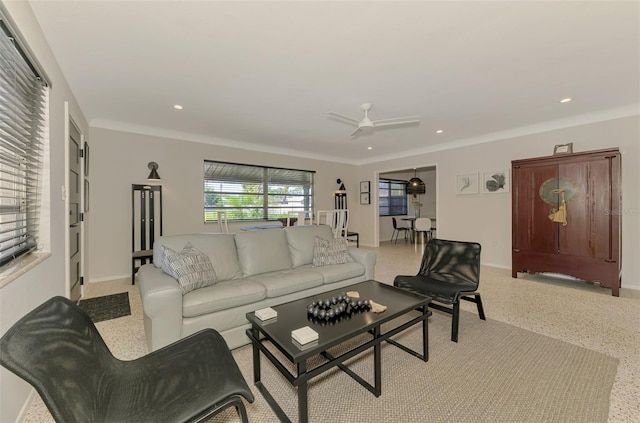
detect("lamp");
top-left (407, 169), bottom-right (425, 194)
top-left (147, 162), bottom-right (161, 181)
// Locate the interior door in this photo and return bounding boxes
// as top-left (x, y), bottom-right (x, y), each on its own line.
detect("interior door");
top-left (68, 122), bottom-right (82, 302)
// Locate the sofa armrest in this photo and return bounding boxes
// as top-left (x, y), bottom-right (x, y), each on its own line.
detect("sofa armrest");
top-left (348, 247), bottom-right (377, 280)
top-left (137, 264), bottom-right (183, 351)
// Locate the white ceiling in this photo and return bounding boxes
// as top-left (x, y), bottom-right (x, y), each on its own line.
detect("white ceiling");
top-left (28, 1), bottom-right (639, 164)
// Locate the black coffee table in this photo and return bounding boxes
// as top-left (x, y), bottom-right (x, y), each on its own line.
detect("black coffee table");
top-left (245, 280), bottom-right (431, 423)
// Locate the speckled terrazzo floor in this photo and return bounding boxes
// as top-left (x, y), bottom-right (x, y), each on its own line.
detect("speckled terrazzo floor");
top-left (23, 241), bottom-right (640, 422)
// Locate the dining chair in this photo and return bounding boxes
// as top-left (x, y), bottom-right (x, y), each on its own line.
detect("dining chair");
top-left (391, 217), bottom-right (410, 244)
top-left (414, 217), bottom-right (432, 247)
top-left (287, 210), bottom-right (312, 226)
top-left (316, 209), bottom-right (348, 238)
top-left (217, 211), bottom-right (229, 234)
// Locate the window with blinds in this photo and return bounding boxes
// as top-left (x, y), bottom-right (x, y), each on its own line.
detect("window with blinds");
top-left (204, 161), bottom-right (314, 222)
top-left (379, 178), bottom-right (407, 216)
top-left (0, 19), bottom-right (47, 267)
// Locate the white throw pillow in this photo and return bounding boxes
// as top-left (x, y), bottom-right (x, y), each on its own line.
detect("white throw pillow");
top-left (312, 236), bottom-right (354, 267)
top-left (162, 243), bottom-right (217, 294)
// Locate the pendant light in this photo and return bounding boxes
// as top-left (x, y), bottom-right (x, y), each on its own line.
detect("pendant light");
top-left (407, 168), bottom-right (425, 194)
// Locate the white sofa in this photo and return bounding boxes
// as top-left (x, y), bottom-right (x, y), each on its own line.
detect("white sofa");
top-left (138, 224), bottom-right (377, 351)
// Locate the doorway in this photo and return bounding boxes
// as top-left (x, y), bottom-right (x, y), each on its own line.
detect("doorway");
top-left (68, 118), bottom-right (83, 302)
top-left (377, 165), bottom-right (437, 245)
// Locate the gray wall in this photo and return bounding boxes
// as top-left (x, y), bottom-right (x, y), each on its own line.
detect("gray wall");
top-left (91, 116), bottom-right (639, 291)
top-left (353, 115), bottom-right (640, 288)
top-left (88, 127), bottom-right (357, 281)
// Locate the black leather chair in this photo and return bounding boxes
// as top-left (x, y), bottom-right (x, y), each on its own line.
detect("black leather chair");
top-left (0, 296), bottom-right (254, 423)
top-left (394, 238), bottom-right (485, 342)
top-left (391, 217), bottom-right (410, 244)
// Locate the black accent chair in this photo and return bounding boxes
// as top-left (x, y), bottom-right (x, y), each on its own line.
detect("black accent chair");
top-left (0, 296), bottom-right (254, 423)
top-left (394, 238), bottom-right (485, 342)
top-left (391, 217), bottom-right (410, 244)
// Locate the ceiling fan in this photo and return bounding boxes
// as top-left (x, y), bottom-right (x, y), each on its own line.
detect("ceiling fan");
top-left (328, 103), bottom-right (420, 137)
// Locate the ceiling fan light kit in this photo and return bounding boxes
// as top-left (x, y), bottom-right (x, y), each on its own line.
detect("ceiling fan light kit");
top-left (328, 103), bottom-right (420, 137)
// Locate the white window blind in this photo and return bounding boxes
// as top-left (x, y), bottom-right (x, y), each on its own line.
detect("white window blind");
top-left (204, 161), bottom-right (314, 222)
top-left (0, 19), bottom-right (47, 266)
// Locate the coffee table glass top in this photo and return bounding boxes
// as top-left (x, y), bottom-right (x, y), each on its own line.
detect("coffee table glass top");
top-left (246, 280), bottom-right (430, 362)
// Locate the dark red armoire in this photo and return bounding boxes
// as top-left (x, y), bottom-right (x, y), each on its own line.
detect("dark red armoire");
top-left (511, 148), bottom-right (621, 296)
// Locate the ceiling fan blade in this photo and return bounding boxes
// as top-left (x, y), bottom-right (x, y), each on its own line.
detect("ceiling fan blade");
top-left (350, 127), bottom-right (362, 137)
top-left (374, 119), bottom-right (421, 128)
top-left (371, 116), bottom-right (420, 124)
top-left (328, 111), bottom-right (360, 124)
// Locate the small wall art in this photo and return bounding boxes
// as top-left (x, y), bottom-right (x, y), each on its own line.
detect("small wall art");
top-left (360, 192), bottom-right (370, 205)
top-left (553, 142), bottom-right (573, 155)
top-left (456, 173), bottom-right (478, 194)
top-left (482, 170), bottom-right (509, 193)
top-left (360, 181), bottom-right (370, 193)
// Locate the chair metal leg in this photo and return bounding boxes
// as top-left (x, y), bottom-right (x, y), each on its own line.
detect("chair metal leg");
top-left (475, 294), bottom-right (486, 320)
top-left (236, 400), bottom-right (250, 423)
top-left (451, 301), bottom-right (460, 342)
top-left (194, 395), bottom-right (250, 423)
top-left (461, 294), bottom-right (486, 321)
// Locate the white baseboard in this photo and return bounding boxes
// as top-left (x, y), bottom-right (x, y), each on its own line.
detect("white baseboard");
top-left (88, 274), bottom-right (130, 283)
top-left (480, 262), bottom-right (510, 270)
top-left (15, 389), bottom-right (36, 423)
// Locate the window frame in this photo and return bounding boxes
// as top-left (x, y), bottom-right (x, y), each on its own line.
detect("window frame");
top-left (378, 178), bottom-right (408, 217)
top-left (0, 15), bottom-right (48, 268)
top-left (203, 160), bottom-right (315, 222)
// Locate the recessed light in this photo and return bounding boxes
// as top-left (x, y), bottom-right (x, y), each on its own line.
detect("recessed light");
top-left (367, 146), bottom-right (373, 150)
top-left (436, 129), bottom-right (444, 134)
top-left (560, 98), bottom-right (572, 103)
top-left (173, 104), bottom-right (184, 110)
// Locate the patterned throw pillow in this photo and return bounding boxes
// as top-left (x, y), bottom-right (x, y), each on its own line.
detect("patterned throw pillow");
top-left (312, 236), bottom-right (354, 267)
top-left (162, 243), bottom-right (217, 294)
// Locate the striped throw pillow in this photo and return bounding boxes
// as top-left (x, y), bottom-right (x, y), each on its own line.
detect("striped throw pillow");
top-left (312, 236), bottom-right (354, 267)
top-left (162, 243), bottom-right (217, 294)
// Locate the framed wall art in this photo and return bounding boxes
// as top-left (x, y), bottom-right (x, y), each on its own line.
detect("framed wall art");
top-left (456, 173), bottom-right (478, 194)
top-left (482, 170), bottom-right (510, 194)
top-left (360, 181), bottom-right (370, 193)
top-left (360, 192), bottom-right (370, 205)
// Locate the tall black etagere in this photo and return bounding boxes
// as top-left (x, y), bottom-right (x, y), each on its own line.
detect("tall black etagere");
top-left (131, 184), bottom-right (162, 284)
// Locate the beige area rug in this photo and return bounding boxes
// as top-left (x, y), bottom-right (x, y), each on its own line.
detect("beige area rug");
top-left (211, 310), bottom-right (618, 423)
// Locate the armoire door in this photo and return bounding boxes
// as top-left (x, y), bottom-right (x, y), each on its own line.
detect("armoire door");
top-left (559, 158), bottom-right (613, 260)
top-left (512, 164), bottom-right (558, 254)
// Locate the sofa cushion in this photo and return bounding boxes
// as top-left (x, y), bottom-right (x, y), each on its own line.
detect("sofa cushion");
top-left (247, 270), bottom-right (324, 297)
top-left (161, 243), bottom-right (217, 294)
top-left (154, 234), bottom-right (242, 282)
top-left (312, 237), bottom-right (354, 267)
top-left (284, 224), bottom-right (335, 267)
top-left (304, 261), bottom-right (365, 284)
top-left (182, 279), bottom-right (267, 317)
top-left (234, 229), bottom-right (292, 276)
